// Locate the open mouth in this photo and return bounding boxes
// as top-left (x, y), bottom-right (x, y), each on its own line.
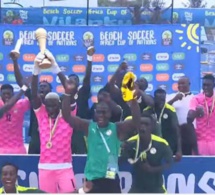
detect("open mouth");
top-left (98, 118), bottom-right (104, 124)
top-left (4, 180), bottom-right (13, 186)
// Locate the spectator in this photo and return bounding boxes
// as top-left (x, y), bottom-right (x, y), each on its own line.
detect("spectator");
top-left (127, 5), bottom-right (145, 24)
top-left (31, 53), bottom-right (76, 193)
top-left (167, 76), bottom-right (198, 155)
top-left (62, 72), bottom-right (141, 193)
top-left (188, 74), bottom-right (215, 155)
top-left (146, 4), bottom-right (172, 24)
top-left (0, 163), bottom-right (45, 193)
top-left (144, 89), bottom-right (182, 161)
top-left (121, 113), bottom-right (173, 193)
top-left (0, 84), bottom-right (29, 154)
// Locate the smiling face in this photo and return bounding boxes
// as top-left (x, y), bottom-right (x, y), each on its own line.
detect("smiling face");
top-left (1, 165), bottom-right (17, 193)
top-left (38, 81), bottom-right (52, 100)
top-left (1, 89), bottom-right (13, 103)
top-left (94, 102), bottom-right (111, 128)
top-left (203, 78), bottom-right (214, 97)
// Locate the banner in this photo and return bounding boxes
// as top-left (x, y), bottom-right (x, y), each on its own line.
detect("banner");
top-left (1, 7), bottom-right (215, 26)
top-left (0, 24), bottom-right (200, 98)
top-left (0, 156), bottom-right (215, 193)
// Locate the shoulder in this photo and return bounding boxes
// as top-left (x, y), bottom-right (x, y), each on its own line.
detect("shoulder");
top-left (151, 134), bottom-right (169, 146)
top-left (165, 103), bottom-right (176, 112)
top-left (192, 93), bottom-right (204, 100)
top-left (18, 97), bottom-right (30, 103)
top-left (127, 134), bottom-right (138, 142)
top-left (34, 104), bottom-right (46, 113)
top-left (0, 187), bottom-right (3, 193)
top-left (17, 185), bottom-right (37, 192)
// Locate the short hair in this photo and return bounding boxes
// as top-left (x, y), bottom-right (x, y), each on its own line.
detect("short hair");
top-left (141, 112), bottom-right (154, 123)
top-left (68, 74), bottom-right (80, 83)
top-left (45, 92), bottom-right (60, 101)
top-left (1, 84), bottom-right (14, 92)
top-left (154, 88), bottom-right (166, 96)
top-left (95, 101), bottom-right (110, 110)
top-left (39, 80), bottom-right (53, 90)
top-left (203, 74), bottom-right (215, 83)
top-left (98, 88), bottom-right (108, 95)
top-left (1, 162), bottom-right (18, 174)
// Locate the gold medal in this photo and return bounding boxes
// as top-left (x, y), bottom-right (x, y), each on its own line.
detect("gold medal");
top-left (46, 142), bottom-right (52, 149)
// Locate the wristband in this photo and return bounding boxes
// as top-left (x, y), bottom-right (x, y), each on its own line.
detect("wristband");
top-left (52, 64), bottom-right (61, 74)
top-left (32, 66), bottom-right (41, 76)
top-left (87, 55), bottom-right (93, 62)
top-left (78, 188), bottom-right (85, 194)
top-left (21, 85), bottom-right (28, 92)
top-left (70, 102), bottom-right (77, 107)
top-left (64, 93), bottom-right (71, 96)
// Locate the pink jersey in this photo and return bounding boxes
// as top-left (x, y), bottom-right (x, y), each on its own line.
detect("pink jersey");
top-left (0, 98), bottom-right (30, 153)
top-left (34, 104), bottom-right (76, 167)
top-left (190, 93), bottom-right (215, 142)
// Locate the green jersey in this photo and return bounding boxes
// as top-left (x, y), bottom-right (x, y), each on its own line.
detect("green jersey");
top-left (121, 134), bottom-right (173, 193)
top-left (84, 121), bottom-right (121, 180)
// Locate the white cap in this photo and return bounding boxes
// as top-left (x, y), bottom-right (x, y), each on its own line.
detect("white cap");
top-left (45, 92), bottom-right (60, 101)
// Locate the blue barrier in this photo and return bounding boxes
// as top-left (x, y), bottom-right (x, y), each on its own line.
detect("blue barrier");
top-left (1, 7), bottom-right (215, 26)
top-left (0, 155), bottom-right (215, 193)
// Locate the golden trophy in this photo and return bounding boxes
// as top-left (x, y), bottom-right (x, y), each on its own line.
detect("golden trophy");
top-left (35, 28), bottom-right (52, 69)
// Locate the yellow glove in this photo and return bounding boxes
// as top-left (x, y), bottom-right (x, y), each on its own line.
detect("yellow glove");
top-left (121, 72), bottom-right (137, 102)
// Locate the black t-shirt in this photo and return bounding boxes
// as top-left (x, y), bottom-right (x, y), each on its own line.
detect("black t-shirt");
top-left (102, 83), bottom-right (148, 120)
top-left (121, 134), bottom-right (173, 193)
top-left (143, 104), bottom-right (179, 154)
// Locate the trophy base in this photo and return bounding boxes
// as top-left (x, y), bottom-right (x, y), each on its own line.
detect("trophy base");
top-left (39, 58), bottom-right (52, 69)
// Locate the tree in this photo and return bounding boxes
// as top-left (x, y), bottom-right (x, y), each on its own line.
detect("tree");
top-left (182, 0), bottom-right (207, 8)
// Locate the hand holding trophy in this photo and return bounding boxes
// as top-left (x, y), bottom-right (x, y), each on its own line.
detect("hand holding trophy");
top-left (10, 38), bottom-right (22, 60)
top-left (35, 28), bottom-right (52, 69)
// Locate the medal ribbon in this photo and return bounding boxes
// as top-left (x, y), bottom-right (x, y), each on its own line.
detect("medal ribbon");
top-left (47, 110), bottom-right (61, 146)
top-left (131, 135), bottom-right (152, 163)
top-left (204, 94), bottom-right (215, 126)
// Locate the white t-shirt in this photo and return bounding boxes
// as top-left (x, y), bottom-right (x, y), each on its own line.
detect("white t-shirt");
top-left (166, 93), bottom-right (196, 127)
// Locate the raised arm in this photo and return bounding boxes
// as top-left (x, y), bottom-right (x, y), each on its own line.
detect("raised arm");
top-left (116, 72), bottom-right (141, 141)
top-left (62, 79), bottom-right (90, 135)
top-left (9, 51), bottom-right (23, 87)
top-left (10, 51), bottom-right (32, 99)
top-left (82, 46), bottom-right (94, 87)
top-left (31, 53), bottom-right (44, 109)
top-left (0, 85), bottom-right (28, 118)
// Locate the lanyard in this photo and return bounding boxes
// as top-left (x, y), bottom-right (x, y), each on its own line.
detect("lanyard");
top-left (155, 105), bottom-right (165, 124)
top-left (128, 135), bottom-right (152, 164)
top-left (204, 94), bottom-right (215, 126)
top-left (98, 127), bottom-right (111, 153)
top-left (48, 110), bottom-right (61, 143)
